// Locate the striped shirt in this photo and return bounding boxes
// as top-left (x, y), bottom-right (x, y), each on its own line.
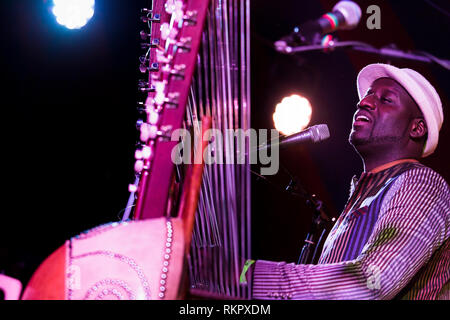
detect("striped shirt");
top-left (252, 161), bottom-right (450, 300)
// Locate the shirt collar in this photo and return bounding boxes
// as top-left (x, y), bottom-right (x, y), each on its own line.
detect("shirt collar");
top-left (349, 159), bottom-right (420, 196)
top-left (368, 159), bottom-right (419, 174)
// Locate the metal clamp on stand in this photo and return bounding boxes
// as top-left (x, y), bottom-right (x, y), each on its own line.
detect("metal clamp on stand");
top-left (296, 192), bottom-right (330, 265)
top-left (283, 174), bottom-right (331, 265)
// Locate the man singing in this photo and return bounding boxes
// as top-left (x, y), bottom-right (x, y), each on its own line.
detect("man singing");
top-left (247, 63), bottom-right (449, 300)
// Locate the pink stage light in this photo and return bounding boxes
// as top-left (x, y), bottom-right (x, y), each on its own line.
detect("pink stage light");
top-left (272, 94), bottom-right (312, 135)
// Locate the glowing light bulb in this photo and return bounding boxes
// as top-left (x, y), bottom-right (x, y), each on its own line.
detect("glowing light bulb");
top-left (272, 94), bottom-right (312, 135)
top-left (52, 0), bottom-right (95, 29)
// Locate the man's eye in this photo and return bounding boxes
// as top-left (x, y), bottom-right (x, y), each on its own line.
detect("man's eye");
top-left (381, 97), bottom-right (392, 103)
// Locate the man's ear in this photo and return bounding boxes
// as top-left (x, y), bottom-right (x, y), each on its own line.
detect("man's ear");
top-left (410, 118), bottom-right (427, 139)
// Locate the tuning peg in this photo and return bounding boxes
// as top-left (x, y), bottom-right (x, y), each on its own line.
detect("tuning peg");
top-left (168, 64), bottom-right (186, 79)
top-left (134, 160), bottom-right (144, 173)
top-left (155, 47), bottom-right (172, 64)
top-left (135, 149), bottom-right (144, 160)
top-left (166, 0), bottom-right (184, 23)
top-left (142, 145), bottom-right (153, 159)
top-left (139, 55), bottom-right (148, 64)
top-left (137, 106), bottom-right (146, 115)
top-left (164, 92), bottom-right (180, 108)
top-left (139, 62), bottom-right (160, 73)
top-left (140, 38), bottom-right (160, 49)
top-left (154, 91), bottom-right (180, 108)
top-left (160, 23), bottom-right (179, 41)
top-left (141, 13), bottom-right (161, 23)
top-left (137, 101), bottom-right (147, 114)
top-left (140, 123), bottom-right (158, 142)
top-left (137, 109), bottom-right (158, 126)
top-left (136, 119), bottom-right (144, 130)
top-left (135, 145), bottom-right (152, 161)
top-left (176, 37), bottom-right (192, 52)
top-left (138, 80), bottom-right (155, 92)
top-left (138, 79), bottom-right (149, 87)
top-left (135, 140), bottom-right (145, 148)
top-left (149, 62), bottom-right (159, 71)
top-left (165, 0), bottom-right (183, 14)
top-left (183, 10), bottom-right (198, 25)
top-left (140, 30), bottom-right (151, 40)
top-left (139, 86), bottom-right (156, 93)
top-left (139, 64), bottom-right (147, 73)
top-left (128, 183), bottom-right (138, 192)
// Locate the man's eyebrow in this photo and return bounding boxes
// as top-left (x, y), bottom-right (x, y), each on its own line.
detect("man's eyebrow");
top-left (366, 87), bottom-right (400, 97)
top-left (383, 88), bottom-right (400, 97)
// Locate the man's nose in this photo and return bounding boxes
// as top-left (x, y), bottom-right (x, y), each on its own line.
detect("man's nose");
top-left (357, 95), bottom-right (376, 110)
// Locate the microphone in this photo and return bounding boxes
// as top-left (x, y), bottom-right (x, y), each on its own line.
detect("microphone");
top-left (275, 1), bottom-right (362, 49)
top-left (257, 124), bottom-right (330, 151)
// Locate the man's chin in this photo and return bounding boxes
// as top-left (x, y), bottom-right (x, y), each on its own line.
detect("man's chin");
top-left (349, 132), bottom-right (368, 148)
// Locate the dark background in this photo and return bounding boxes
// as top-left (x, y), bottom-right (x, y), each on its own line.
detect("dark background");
top-left (0, 0), bottom-right (449, 289)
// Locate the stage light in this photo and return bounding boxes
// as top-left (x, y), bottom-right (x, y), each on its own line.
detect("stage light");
top-left (272, 94), bottom-right (312, 135)
top-left (52, 0), bottom-right (95, 29)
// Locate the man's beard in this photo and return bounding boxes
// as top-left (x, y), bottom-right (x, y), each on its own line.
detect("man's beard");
top-left (349, 123), bottom-right (409, 149)
top-left (350, 135), bottom-right (402, 147)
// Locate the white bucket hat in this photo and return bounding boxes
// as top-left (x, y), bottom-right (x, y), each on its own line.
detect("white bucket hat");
top-left (356, 63), bottom-right (443, 157)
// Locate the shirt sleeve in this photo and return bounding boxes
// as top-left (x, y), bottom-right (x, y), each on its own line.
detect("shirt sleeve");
top-left (252, 168), bottom-right (449, 300)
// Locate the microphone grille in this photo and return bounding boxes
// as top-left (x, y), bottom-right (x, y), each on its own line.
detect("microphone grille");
top-left (311, 124), bottom-right (330, 143)
top-left (333, 1), bottom-right (362, 29)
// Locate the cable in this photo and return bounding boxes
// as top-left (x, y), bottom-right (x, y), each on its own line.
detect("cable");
top-left (413, 50), bottom-right (450, 70)
top-left (279, 39), bottom-right (450, 71)
top-left (423, 0), bottom-right (450, 18)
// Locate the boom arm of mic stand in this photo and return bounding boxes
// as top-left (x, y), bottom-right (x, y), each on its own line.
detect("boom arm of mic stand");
top-left (276, 40), bottom-right (450, 70)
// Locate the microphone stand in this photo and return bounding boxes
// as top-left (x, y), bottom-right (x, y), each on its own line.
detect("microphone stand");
top-left (275, 39), bottom-right (450, 70)
top-left (296, 193), bottom-right (329, 264)
top-left (252, 164), bottom-right (332, 265)
top-left (282, 173), bottom-right (331, 265)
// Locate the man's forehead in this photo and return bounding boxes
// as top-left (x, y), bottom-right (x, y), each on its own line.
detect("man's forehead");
top-left (369, 77), bottom-right (405, 93)
top-left (368, 77), bottom-right (422, 115)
